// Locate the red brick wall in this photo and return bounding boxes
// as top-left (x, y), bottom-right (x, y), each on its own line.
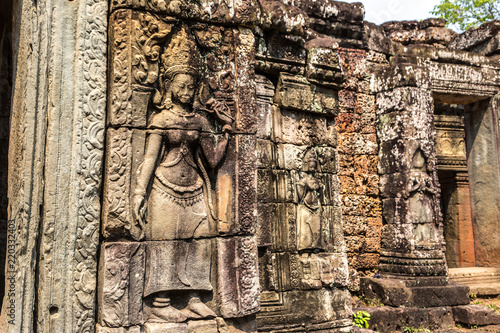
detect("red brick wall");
top-left (337, 49), bottom-right (382, 289)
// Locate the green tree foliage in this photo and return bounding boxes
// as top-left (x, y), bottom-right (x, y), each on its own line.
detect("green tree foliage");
top-left (431, 0), bottom-right (500, 31)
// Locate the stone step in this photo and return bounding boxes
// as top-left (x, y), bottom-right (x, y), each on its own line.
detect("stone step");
top-left (353, 306), bottom-right (455, 333)
top-left (453, 305), bottom-right (500, 326)
top-left (449, 267), bottom-right (500, 296)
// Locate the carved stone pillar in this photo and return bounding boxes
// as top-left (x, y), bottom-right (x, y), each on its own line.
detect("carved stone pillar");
top-left (98, 3), bottom-right (260, 332)
top-left (1, 0), bottom-right (108, 331)
top-left (376, 87), bottom-right (447, 278)
top-left (361, 86), bottom-right (469, 307)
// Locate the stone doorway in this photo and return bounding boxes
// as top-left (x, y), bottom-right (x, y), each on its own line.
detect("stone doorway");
top-left (0, 0), bottom-right (12, 312)
top-left (436, 97), bottom-right (500, 270)
top-left (435, 103), bottom-right (474, 269)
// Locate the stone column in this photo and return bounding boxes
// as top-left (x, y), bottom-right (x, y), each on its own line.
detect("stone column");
top-left (98, 2), bottom-right (260, 332)
top-left (1, 0), bottom-right (108, 331)
top-left (361, 85), bottom-right (469, 307)
top-left (376, 87), bottom-right (447, 278)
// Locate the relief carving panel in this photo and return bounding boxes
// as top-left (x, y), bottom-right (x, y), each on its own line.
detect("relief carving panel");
top-left (255, 73), bottom-right (350, 332)
top-left (101, 11), bottom-right (258, 331)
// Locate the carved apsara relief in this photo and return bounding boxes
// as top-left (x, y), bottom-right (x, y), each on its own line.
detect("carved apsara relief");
top-left (101, 11), bottom-right (258, 331)
top-left (406, 149), bottom-right (439, 246)
top-left (132, 26), bottom-right (233, 321)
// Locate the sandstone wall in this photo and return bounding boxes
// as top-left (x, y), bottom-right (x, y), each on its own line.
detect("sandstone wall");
top-left (2, 0), bottom-right (500, 332)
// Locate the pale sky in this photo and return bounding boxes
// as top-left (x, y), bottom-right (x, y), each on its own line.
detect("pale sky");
top-left (347, 0), bottom-right (441, 25)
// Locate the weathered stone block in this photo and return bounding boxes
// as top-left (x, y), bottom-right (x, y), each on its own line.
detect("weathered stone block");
top-left (287, 0), bottom-right (364, 23)
top-left (217, 134), bottom-right (258, 235)
top-left (342, 215), bottom-right (368, 236)
top-left (305, 44), bottom-right (343, 85)
top-left (355, 93), bottom-right (375, 115)
top-left (378, 139), bottom-right (436, 175)
top-left (380, 223), bottom-right (413, 252)
top-left (345, 235), bottom-right (364, 253)
top-left (272, 203), bottom-right (297, 252)
top-left (102, 128), bottom-right (147, 240)
top-left (256, 75), bottom-right (275, 140)
top-left (377, 111), bottom-right (434, 143)
top-left (339, 155), bottom-right (378, 177)
top-left (144, 322), bottom-right (188, 333)
top-left (355, 306), bottom-right (455, 333)
top-left (187, 319), bottom-right (218, 332)
top-left (258, 31), bottom-right (307, 73)
top-left (366, 217), bottom-right (383, 236)
top-left (217, 236), bottom-right (260, 318)
top-left (256, 139), bottom-right (275, 169)
top-left (364, 237), bottom-right (381, 253)
top-left (257, 169), bottom-right (274, 204)
top-left (96, 325), bottom-right (141, 333)
top-left (448, 20), bottom-right (500, 51)
top-left (379, 173), bottom-right (409, 198)
top-left (341, 173), bottom-right (379, 196)
top-left (342, 195), bottom-right (382, 218)
top-left (298, 253), bottom-right (349, 290)
top-left (273, 169), bottom-right (297, 203)
top-left (316, 146), bottom-right (339, 173)
top-left (275, 144), bottom-right (308, 170)
top-left (429, 62), bottom-right (500, 98)
top-left (257, 202), bottom-right (274, 246)
top-left (383, 22), bottom-right (457, 46)
top-left (360, 277), bottom-right (470, 308)
top-left (371, 63), bottom-right (430, 93)
top-left (348, 253), bottom-right (380, 270)
top-left (376, 87), bottom-right (433, 115)
top-left (259, 0), bottom-right (309, 36)
top-left (274, 73), bottom-right (339, 116)
top-left (360, 111), bottom-right (377, 134)
top-left (273, 107), bottom-right (336, 146)
top-left (366, 50), bottom-right (389, 64)
top-left (338, 48), bottom-right (367, 80)
top-left (363, 21), bottom-right (393, 55)
top-left (469, 32), bottom-right (500, 56)
top-left (97, 242), bottom-right (145, 327)
top-left (257, 288), bottom-right (352, 331)
top-left (273, 144), bottom-right (338, 174)
top-left (338, 133), bottom-right (378, 155)
top-left (339, 90), bottom-right (357, 110)
top-left (453, 305), bottom-right (500, 326)
top-left (336, 112), bottom-right (361, 133)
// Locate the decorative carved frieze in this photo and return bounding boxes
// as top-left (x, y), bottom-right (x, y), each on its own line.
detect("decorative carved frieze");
top-left (110, 0), bottom-right (260, 24)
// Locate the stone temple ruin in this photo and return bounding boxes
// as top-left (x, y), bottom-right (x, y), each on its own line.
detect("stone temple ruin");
top-left (0, 0), bottom-right (499, 332)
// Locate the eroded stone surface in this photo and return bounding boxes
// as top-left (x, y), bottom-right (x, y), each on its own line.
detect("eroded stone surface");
top-left (453, 305), bottom-right (500, 326)
top-left (7, 0), bottom-right (500, 332)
